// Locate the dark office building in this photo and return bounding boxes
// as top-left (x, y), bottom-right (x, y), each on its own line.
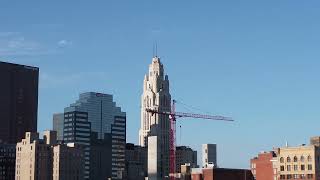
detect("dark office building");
top-left (0, 61), bottom-right (39, 144)
top-left (0, 144), bottom-right (16, 180)
top-left (63, 111), bottom-right (91, 180)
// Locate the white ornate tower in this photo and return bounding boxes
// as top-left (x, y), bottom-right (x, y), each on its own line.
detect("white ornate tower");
top-left (139, 56), bottom-right (171, 178)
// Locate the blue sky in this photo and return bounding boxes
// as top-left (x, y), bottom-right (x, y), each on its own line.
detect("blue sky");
top-left (1, 1), bottom-right (320, 168)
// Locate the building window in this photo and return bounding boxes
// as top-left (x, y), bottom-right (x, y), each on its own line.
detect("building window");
top-left (287, 174), bottom-right (292, 179)
top-left (280, 166), bottom-right (285, 171)
top-left (301, 164), bottom-right (305, 171)
top-left (294, 165), bottom-right (298, 171)
top-left (280, 157), bottom-right (284, 163)
top-left (280, 175), bottom-right (285, 179)
top-left (287, 165), bottom-right (291, 171)
top-left (308, 164), bottom-right (312, 170)
top-left (301, 156), bottom-right (305, 162)
top-left (287, 157), bottom-right (291, 163)
top-left (307, 155), bottom-right (312, 162)
top-left (307, 174), bottom-right (313, 179)
top-left (294, 156), bottom-right (298, 162)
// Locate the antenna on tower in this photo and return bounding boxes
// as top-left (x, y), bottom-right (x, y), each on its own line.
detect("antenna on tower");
top-left (155, 42), bottom-right (158, 57)
top-left (153, 41), bottom-right (158, 57)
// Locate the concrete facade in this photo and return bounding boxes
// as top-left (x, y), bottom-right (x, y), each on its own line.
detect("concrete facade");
top-left (52, 143), bottom-right (84, 180)
top-left (148, 136), bottom-right (161, 180)
top-left (15, 131), bottom-right (85, 180)
top-left (202, 144), bottom-right (217, 168)
top-left (15, 132), bottom-right (52, 180)
top-left (139, 57), bottom-right (171, 178)
top-left (274, 145), bottom-right (320, 180)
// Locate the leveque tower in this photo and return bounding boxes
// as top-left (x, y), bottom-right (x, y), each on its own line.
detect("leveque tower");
top-left (139, 56), bottom-right (171, 178)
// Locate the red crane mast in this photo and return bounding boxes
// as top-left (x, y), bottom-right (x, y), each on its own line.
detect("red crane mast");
top-left (146, 100), bottom-right (233, 179)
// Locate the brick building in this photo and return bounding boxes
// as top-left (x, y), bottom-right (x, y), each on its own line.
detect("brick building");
top-left (250, 151), bottom-right (277, 180)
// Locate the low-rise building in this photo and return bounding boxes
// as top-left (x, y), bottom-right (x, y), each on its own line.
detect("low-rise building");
top-left (53, 143), bottom-right (84, 180)
top-left (275, 145), bottom-right (320, 180)
top-left (15, 131), bottom-right (84, 180)
top-left (250, 151), bottom-right (277, 180)
top-left (190, 167), bottom-right (254, 180)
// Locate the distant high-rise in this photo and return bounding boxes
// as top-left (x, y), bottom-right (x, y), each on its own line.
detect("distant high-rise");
top-left (139, 57), bottom-right (171, 178)
top-left (64, 92), bottom-right (126, 180)
top-left (0, 61), bottom-right (38, 144)
top-left (175, 146), bottom-right (197, 173)
top-left (202, 144), bottom-right (217, 168)
top-left (53, 113), bottom-right (64, 141)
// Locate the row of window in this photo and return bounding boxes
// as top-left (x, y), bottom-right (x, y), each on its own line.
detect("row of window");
top-left (280, 164), bottom-right (312, 171)
top-left (280, 156), bottom-right (312, 163)
top-left (280, 174), bottom-right (313, 179)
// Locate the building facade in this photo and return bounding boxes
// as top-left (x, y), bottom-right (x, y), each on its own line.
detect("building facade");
top-left (63, 92), bottom-right (126, 180)
top-left (201, 168), bottom-right (254, 180)
top-left (53, 143), bottom-right (84, 180)
top-left (250, 151), bottom-right (277, 180)
top-left (275, 145), bottom-right (320, 180)
top-left (202, 144), bottom-right (217, 168)
top-left (139, 57), bottom-right (171, 178)
top-left (15, 131), bottom-right (84, 180)
top-left (125, 143), bottom-right (148, 180)
top-left (15, 132), bottom-right (53, 180)
top-left (63, 111), bottom-right (91, 179)
top-left (176, 146), bottom-right (197, 173)
top-left (0, 61), bottom-right (38, 144)
top-left (0, 144), bottom-right (16, 180)
top-left (53, 113), bottom-right (64, 141)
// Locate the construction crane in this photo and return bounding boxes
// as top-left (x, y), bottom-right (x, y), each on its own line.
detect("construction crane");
top-left (146, 100), bottom-right (234, 180)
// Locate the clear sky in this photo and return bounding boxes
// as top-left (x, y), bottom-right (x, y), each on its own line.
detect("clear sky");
top-left (1, 1), bottom-right (320, 168)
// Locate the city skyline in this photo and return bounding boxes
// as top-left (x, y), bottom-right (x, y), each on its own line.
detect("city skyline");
top-left (1, 1), bottom-right (320, 169)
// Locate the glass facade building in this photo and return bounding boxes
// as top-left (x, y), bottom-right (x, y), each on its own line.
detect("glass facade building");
top-left (0, 144), bottom-right (16, 180)
top-left (0, 61), bottom-right (38, 144)
top-left (53, 113), bottom-right (64, 141)
top-left (63, 111), bottom-right (91, 179)
top-left (63, 92), bottom-right (126, 180)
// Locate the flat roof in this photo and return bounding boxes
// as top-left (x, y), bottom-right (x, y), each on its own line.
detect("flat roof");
top-left (0, 60), bottom-right (39, 70)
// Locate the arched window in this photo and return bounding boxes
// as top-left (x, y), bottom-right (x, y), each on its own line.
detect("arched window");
top-left (287, 157), bottom-right (291, 163)
top-left (280, 157), bottom-right (284, 163)
top-left (301, 156), bottom-right (305, 162)
top-left (294, 156), bottom-right (298, 162)
top-left (308, 155), bottom-right (312, 162)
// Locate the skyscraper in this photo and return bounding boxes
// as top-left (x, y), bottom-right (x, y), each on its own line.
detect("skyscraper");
top-left (63, 111), bottom-right (91, 179)
top-left (139, 57), bottom-right (171, 178)
top-left (64, 92), bottom-right (126, 180)
top-left (0, 61), bottom-right (38, 144)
